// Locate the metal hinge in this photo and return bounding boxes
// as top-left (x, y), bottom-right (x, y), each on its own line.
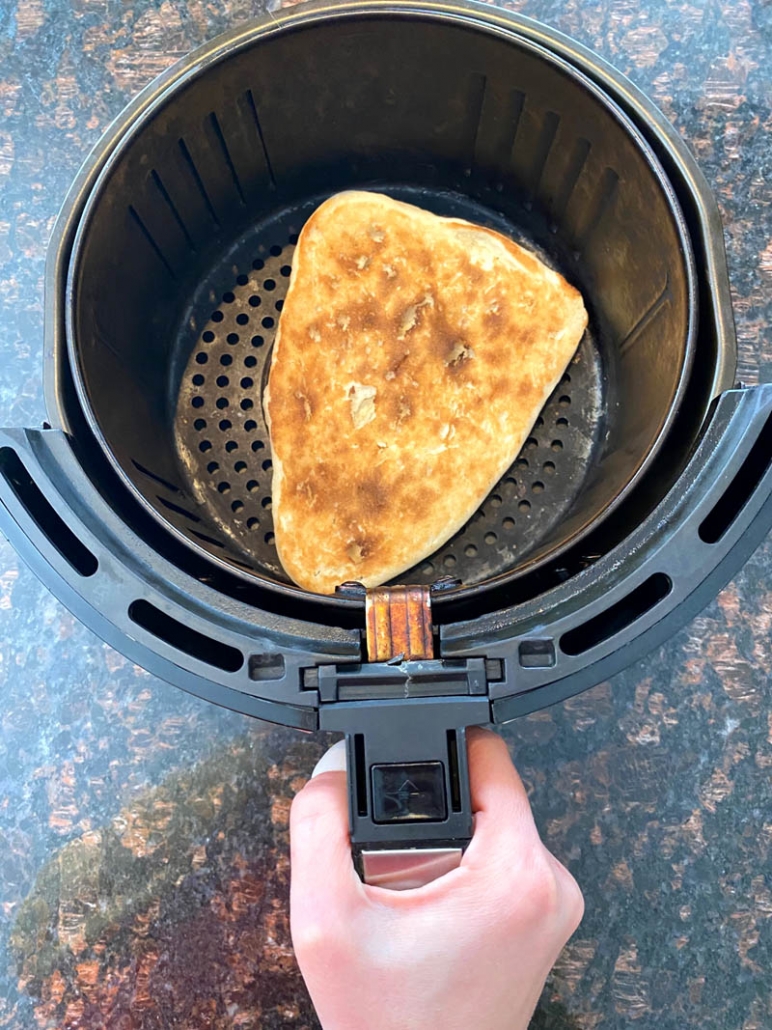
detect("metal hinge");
top-left (336, 577), bottom-right (461, 663)
top-left (305, 581), bottom-right (498, 703)
top-left (365, 584), bottom-right (434, 661)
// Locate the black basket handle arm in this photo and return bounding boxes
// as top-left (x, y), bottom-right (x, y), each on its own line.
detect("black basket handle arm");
top-left (440, 384), bottom-right (772, 721)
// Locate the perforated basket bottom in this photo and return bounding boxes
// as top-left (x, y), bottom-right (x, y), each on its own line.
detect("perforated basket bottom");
top-left (174, 188), bottom-right (604, 589)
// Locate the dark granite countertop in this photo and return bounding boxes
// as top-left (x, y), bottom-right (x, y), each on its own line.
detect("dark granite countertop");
top-left (1, 1), bottom-right (771, 1027)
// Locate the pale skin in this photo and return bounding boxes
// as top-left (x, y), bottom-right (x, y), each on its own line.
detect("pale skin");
top-left (290, 728), bottom-right (585, 1030)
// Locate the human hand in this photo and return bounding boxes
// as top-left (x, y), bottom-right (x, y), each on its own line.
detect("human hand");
top-left (290, 727), bottom-right (584, 1030)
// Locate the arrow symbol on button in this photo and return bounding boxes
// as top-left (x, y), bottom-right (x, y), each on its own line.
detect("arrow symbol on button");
top-left (398, 779), bottom-right (420, 795)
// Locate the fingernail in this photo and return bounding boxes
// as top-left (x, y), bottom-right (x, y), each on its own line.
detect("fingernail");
top-left (311, 739), bottom-right (348, 777)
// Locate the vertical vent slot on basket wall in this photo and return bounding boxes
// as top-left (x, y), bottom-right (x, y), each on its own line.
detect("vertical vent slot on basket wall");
top-left (699, 410), bottom-right (772, 544)
top-left (128, 599), bottom-right (243, 672)
top-left (0, 448), bottom-right (98, 577)
top-left (560, 573), bottom-right (672, 656)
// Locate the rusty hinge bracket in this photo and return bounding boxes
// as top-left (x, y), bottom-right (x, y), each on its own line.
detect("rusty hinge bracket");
top-left (335, 577), bottom-right (462, 664)
top-left (365, 584), bottom-right (434, 662)
top-left (307, 580), bottom-right (496, 702)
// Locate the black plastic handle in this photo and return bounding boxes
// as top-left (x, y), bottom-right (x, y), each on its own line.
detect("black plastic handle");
top-left (319, 692), bottom-right (490, 887)
top-left (441, 384), bottom-right (772, 720)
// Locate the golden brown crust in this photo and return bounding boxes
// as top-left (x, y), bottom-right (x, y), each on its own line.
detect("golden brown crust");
top-left (265, 191), bottom-right (588, 594)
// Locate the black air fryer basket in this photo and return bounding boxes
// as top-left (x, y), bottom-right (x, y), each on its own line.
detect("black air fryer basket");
top-left (3, 0), bottom-right (772, 883)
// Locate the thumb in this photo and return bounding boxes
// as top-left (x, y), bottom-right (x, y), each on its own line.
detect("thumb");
top-left (290, 741), bottom-right (362, 924)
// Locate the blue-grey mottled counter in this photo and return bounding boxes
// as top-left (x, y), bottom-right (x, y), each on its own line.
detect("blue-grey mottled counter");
top-left (1, 1), bottom-right (771, 1027)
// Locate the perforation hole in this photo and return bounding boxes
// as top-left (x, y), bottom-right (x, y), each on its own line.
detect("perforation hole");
top-left (216, 398), bottom-right (229, 410)
top-left (490, 494), bottom-right (502, 508)
top-left (231, 499), bottom-right (244, 513)
top-left (195, 352), bottom-right (208, 365)
top-left (551, 440), bottom-right (564, 451)
top-left (244, 420), bottom-right (257, 432)
top-left (193, 418), bottom-right (206, 431)
top-left (503, 517), bottom-right (515, 530)
top-left (199, 440), bottom-right (212, 453)
top-left (526, 437), bottom-right (538, 450)
top-left (244, 355), bottom-right (257, 368)
top-left (543, 461), bottom-right (556, 474)
top-left (225, 440), bottom-right (238, 453)
top-left (220, 354), bottom-right (232, 366)
top-left (261, 496), bottom-right (272, 509)
top-left (234, 461), bottom-right (248, 474)
top-left (251, 440), bottom-right (265, 452)
top-left (247, 517), bottom-right (260, 530)
top-left (236, 273), bottom-right (249, 286)
top-left (217, 481), bottom-right (230, 494)
top-left (218, 419), bottom-right (231, 431)
top-left (484, 532), bottom-right (498, 545)
top-left (252, 257), bottom-right (264, 270)
top-left (222, 291), bottom-right (235, 304)
top-left (464, 544), bottom-right (478, 557)
top-left (216, 375), bottom-right (229, 388)
top-left (261, 316), bottom-right (275, 329)
top-left (518, 500), bottom-right (531, 513)
top-left (556, 417), bottom-right (569, 427)
top-left (281, 265), bottom-right (292, 277)
top-left (559, 395), bottom-right (571, 407)
top-left (262, 459), bottom-right (272, 471)
top-left (264, 279), bottom-right (276, 291)
top-left (265, 531), bottom-right (275, 545)
top-left (251, 336), bottom-right (264, 347)
top-left (207, 461), bottom-right (219, 474)
top-left (236, 313), bottom-right (249, 326)
top-left (532, 481), bottom-right (545, 494)
top-left (241, 377), bottom-right (254, 389)
top-left (202, 330), bottom-right (215, 343)
top-left (191, 396), bottom-right (204, 408)
top-left (247, 480), bottom-right (259, 493)
top-left (249, 295), bottom-right (262, 307)
top-left (270, 244), bottom-right (283, 256)
top-left (192, 374), bottom-right (205, 387)
top-left (226, 333), bottom-right (239, 345)
top-left (443, 554), bottom-right (457, 568)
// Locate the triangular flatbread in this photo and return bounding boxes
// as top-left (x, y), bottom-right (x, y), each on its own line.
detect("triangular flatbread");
top-left (265, 191), bottom-right (587, 594)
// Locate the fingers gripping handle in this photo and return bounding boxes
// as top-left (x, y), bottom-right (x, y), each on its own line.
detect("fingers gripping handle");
top-left (312, 738), bottom-right (467, 889)
top-left (318, 695), bottom-right (491, 889)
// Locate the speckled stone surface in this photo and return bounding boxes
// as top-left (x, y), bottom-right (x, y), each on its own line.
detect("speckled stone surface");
top-left (1, 1), bottom-right (771, 1027)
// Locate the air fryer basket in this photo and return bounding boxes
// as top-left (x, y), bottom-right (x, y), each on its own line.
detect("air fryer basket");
top-left (68, 13), bottom-right (695, 612)
top-left (2, 1), bottom-right (772, 879)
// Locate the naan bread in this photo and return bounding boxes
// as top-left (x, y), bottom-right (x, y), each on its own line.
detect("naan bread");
top-left (265, 191), bottom-right (587, 595)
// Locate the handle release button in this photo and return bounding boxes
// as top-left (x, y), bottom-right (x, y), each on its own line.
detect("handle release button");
top-left (371, 761), bottom-right (447, 823)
